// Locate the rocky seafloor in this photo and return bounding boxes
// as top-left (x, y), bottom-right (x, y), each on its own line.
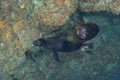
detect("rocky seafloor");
top-left (12, 12), bottom-right (120, 80)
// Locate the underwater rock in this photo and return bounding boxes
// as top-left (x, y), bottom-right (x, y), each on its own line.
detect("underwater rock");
top-left (33, 0), bottom-right (78, 27)
top-left (79, 0), bottom-right (120, 15)
top-left (0, 0), bottom-right (41, 79)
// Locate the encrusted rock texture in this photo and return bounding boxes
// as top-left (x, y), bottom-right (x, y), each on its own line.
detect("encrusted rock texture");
top-left (79, 0), bottom-right (120, 15)
top-left (33, 0), bottom-right (78, 27)
top-left (0, 0), bottom-right (41, 79)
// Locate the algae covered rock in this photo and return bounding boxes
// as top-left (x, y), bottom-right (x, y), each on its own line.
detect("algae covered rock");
top-left (33, 0), bottom-right (78, 27)
top-left (79, 0), bottom-right (120, 15)
top-left (0, 0), bottom-right (40, 78)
